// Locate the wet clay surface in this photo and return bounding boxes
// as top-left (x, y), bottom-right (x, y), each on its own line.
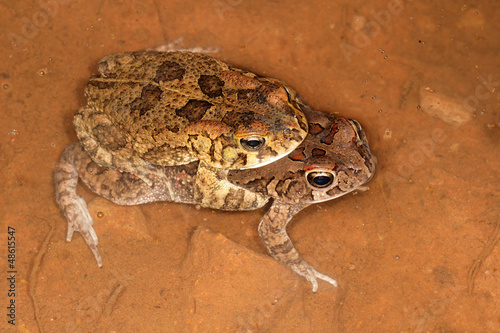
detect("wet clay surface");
top-left (1, 0), bottom-right (499, 332)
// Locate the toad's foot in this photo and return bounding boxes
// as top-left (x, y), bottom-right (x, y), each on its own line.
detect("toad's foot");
top-left (55, 142), bottom-right (103, 267)
top-left (290, 262), bottom-right (337, 292)
top-left (63, 195), bottom-right (102, 267)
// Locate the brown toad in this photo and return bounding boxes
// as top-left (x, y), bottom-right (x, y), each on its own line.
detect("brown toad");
top-left (74, 51), bottom-right (309, 185)
top-left (56, 107), bottom-right (375, 292)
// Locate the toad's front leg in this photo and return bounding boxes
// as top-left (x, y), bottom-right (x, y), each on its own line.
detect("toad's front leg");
top-left (258, 201), bottom-right (337, 292)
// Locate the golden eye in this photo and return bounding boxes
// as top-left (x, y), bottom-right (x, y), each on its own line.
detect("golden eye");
top-left (239, 136), bottom-right (266, 152)
top-left (306, 171), bottom-right (336, 188)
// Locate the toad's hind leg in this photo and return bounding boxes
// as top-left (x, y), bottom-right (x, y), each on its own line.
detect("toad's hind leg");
top-left (74, 106), bottom-right (166, 186)
top-left (258, 201), bottom-right (338, 292)
top-left (54, 142), bottom-right (102, 266)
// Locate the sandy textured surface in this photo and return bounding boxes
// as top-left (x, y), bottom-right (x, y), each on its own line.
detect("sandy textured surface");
top-left (1, 0), bottom-right (499, 332)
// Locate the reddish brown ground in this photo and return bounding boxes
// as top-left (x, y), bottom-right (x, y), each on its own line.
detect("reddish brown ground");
top-left (1, 0), bottom-right (499, 332)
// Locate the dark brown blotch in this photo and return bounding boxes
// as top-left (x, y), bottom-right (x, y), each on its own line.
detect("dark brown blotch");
top-left (222, 111), bottom-right (256, 127)
top-left (320, 134), bottom-right (333, 145)
top-left (198, 75), bottom-right (224, 98)
top-left (238, 86), bottom-right (269, 105)
top-left (237, 89), bottom-right (255, 101)
top-left (154, 61), bottom-right (185, 82)
top-left (129, 84), bottom-right (163, 116)
top-left (311, 148), bottom-right (326, 157)
top-left (308, 123), bottom-right (325, 135)
top-left (222, 187), bottom-right (245, 209)
top-left (286, 179), bottom-right (308, 198)
top-left (320, 124), bottom-right (339, 145)
top-left (175, 99), bottom-right (213, 122)
top-left (288, 147), bottom-right (306, 161)
top-left (141, 84), bottom-right (162, 99)
top-left (268, 241), bottom-right (295, 258)
top-left (256, 86), bottom-right (269, 104)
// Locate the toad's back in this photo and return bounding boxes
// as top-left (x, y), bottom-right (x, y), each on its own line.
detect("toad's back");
top-left (75, 51), bottom-right (308, 174)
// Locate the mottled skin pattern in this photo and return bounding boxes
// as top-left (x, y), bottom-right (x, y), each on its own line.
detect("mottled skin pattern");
top-left (74, 51), bottom-right (308, 185)
top-left (55, 109), bottom-right (375, 291)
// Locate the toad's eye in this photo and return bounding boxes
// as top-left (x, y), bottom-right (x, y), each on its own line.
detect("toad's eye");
top-left (239, 136), bottom-right (266, 152)
top-left (306, 171), bottom-right (336, 188)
